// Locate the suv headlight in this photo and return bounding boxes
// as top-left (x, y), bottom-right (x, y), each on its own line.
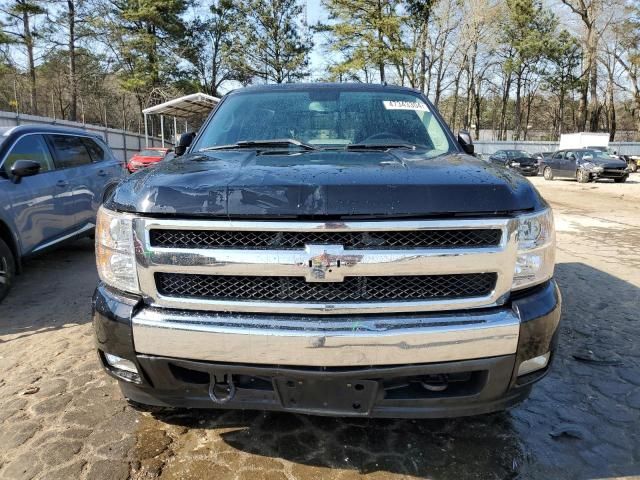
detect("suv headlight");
top-left (513, 208), bottom-right (555, 290)
top-left (95, 206), bottom-right (139, 294)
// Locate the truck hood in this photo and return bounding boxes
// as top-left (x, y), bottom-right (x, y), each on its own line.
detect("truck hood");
top-left (107, 150), bottom-right (545, 218)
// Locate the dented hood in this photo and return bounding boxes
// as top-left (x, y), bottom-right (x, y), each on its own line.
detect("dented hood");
top-left (107, 150), bottom-right (545, 217)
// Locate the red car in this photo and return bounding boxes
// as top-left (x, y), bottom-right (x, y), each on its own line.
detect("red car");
top-left (127, 148), bottom-right (170, 173)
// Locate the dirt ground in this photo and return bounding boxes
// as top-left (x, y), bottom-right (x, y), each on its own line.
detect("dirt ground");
top-left (0, 174), bottom-right (639, 480)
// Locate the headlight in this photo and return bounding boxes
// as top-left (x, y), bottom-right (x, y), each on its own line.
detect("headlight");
top-left (510, 162), bottom-right (520, 167)
top-left (513, 208), bottom-right (555, 290)
top-left (581, 162), bottom-right (603, 172)
top-left (95, 206), bottom-right (139, 293)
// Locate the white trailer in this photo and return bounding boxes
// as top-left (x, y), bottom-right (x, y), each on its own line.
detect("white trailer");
top-left (558, 132), bottom-right (610, 150)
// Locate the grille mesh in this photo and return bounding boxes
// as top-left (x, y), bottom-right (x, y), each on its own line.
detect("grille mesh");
top-left (150, 229), bottom-right (502, 250)
top-left (155, 273), bottom-right (497, 302)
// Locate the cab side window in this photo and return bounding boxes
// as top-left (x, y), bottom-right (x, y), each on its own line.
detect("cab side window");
top-left (48, 135), bottom-right (93, 169)
top-left (3, 134), bottom-right (55, 175)
top-left (81, 137), bottom-right (106, 162)
top-left (553, 152), bottom-right (564, 160)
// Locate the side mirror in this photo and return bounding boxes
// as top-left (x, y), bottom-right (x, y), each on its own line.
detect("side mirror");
top-left (10, 159), bottom-right (41, 182)
top-left (457, 130), bottom-right (474, 155)
top-left (175, 132), bottom-right (196, 156)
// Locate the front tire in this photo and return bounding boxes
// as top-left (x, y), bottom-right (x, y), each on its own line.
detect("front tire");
top-left (576, 169), bottom-right (590, 183)
top-left (0, 238), bottom-right (16, 302)
top-left (543, 166), bottom-right (554, 180)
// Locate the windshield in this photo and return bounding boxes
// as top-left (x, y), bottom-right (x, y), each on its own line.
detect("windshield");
top-left (138, 149), bottom-right (165, 157)
top-left (583, 150), bottom-right (613, 160)
top-left (506, 150), bottom-right (532, 158)
top-left (193, 89), bottom-right (454, 156)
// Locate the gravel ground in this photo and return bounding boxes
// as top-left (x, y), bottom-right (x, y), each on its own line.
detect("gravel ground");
top-left (0, 173), bottom-right (639, 480)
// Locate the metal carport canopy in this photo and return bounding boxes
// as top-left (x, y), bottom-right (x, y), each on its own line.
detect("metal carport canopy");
top-left (141, 92), bottom-right (220, 147)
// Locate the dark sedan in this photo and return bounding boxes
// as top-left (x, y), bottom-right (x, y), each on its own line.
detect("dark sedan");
top-left (542, 149), bottom-right (629, 183)
top-left (488, 150), bottom-right (539, 176)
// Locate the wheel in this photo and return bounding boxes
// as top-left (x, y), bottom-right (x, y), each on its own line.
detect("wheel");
top-left (614, 176), bottom-right (628, 183)
top-left (576, 169), bottom-right (590, 183)
top-left (0, 238), bottom-right (16, 302)
top-left (543, 166), bottom-right (554, 180)
top-left (629, 162), bottom-right (638, 173)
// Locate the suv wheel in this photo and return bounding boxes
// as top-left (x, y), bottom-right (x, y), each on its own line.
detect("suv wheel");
top-left (576, 169), bottom-right (590, 183)
top-left (0, 238), bottom-right (16, 302)
top-left (543, 166), bottom-right (553, 180)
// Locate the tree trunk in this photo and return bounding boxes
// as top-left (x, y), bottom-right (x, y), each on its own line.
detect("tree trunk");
top-left (557, 86), bottom-right (566, 137)
top-left (607, 71), bottom-right (616, 141)
top-left (514, 71), bottom-right (523, 141)
top-left (499, 74), bottom-right (512, 141)
top-left (418, 30), bottom-right (427, 92)
top-left (450, 69), bottom-right (463, 131)
top-left (68, 0), bottom-right (77, 121)
top-left (23, 10), bottom-right (37, 115)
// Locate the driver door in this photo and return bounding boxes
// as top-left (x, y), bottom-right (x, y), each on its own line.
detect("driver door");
top-left (1, 134), bottom-right (74, 254)
top-left (549, 151), bottom-right (565, 177)
top-left (562, 151), bottom-right (578, 177)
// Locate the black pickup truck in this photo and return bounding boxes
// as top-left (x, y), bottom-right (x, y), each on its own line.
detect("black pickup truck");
top-left (92, 83), bottom-right (561, 418)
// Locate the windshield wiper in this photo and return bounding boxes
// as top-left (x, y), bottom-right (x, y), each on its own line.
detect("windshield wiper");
top-left (200, 138), bottom-right (318, 152)
top-left (346, 142), bottom-right (418, 151)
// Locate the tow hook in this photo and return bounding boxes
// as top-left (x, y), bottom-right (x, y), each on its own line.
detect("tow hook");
top-left (208, 373), bottom-right (236, 404)
top-left (420, 374), bottom-right (448, 392)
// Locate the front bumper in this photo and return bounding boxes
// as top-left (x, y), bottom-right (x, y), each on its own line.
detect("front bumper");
top-left (92, 280), bottom-right (561, 418)
top-left (594, 169), bottom-right (628, 180)
top-left (513, 165), bottom-right (539, 176)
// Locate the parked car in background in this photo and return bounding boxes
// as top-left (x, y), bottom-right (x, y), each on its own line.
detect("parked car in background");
top-left (488, 150), bottom-right (539, 176)
top-left (0, 125), bottom-right (125, 301)
top-left (542, 149), bottom-right (629, 183)
top-left (127, 147), bottom-right (170, 173)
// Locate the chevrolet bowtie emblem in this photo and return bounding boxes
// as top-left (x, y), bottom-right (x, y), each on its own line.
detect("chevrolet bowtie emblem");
top-left (304, 245), bottom-right (360, 282)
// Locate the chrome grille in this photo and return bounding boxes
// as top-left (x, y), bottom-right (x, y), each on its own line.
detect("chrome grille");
top-left (134, 217), bottom-right (518, 315)
top-left (155, 273), bottom-right (498, 302)
top-left (149, 228), bottom-right (502, 250)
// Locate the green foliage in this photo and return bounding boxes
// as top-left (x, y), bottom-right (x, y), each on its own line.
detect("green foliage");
top-left (501, 0), bottom-right (557, 75)
top-left (180, 0), bottom-right (248, 95)
top-left (543, 30), bottom-right (582, 95)
top-left (320, 0), bottom-right (409, 82)
top-left (97, 0), bottom-right (188, 103)
top-left (233, 0), bottom-right (312, 83)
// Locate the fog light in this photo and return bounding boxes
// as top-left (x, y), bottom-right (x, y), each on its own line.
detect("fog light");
top-left (104, 353), bottom-right (141, 382)
top-left (518, 352), bottom-right (550, 376)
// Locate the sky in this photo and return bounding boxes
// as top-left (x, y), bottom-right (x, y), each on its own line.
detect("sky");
top-left (305, 1), bottom-right (331, 79)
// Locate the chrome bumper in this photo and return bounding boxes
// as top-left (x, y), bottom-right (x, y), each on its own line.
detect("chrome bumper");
top-left (132, 307), bottom-right (520, 367)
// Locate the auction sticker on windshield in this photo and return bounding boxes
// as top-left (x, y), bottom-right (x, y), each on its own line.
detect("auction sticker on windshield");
top-left (383, 100), bottom-right (430, 112)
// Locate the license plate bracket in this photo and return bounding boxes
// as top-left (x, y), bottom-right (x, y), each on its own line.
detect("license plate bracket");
top-left (274, 377), bottom-right (379, 415)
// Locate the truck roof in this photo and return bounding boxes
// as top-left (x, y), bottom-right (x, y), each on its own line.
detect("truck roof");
top-left (228, 82), bottom-right (422, 95)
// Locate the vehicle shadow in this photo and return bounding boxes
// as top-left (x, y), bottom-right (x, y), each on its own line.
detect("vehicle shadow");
top-left (148, 261), bottom-right (639, 480)
top-left (0, 238), bottom-right (96, 339)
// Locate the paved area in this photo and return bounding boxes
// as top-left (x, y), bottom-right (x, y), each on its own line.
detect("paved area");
top-left (1, 174), bottom-right (639, 480)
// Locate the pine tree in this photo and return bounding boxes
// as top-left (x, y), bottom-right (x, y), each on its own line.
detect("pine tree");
top-left (234, 0), bottom-right (312, 84)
